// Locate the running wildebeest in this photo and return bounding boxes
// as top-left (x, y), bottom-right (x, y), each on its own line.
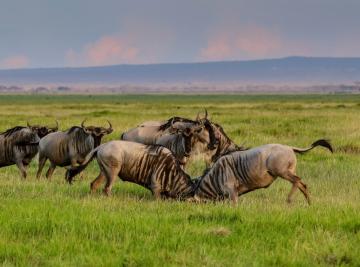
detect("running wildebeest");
top-left (0, 122), bottom-right (58, 178)
top-left (36, 120), bottom-right (113, 180)
top-left (66, 141), bottom-right (195, 199)
top-left (192, 139), bottom-right (333, 205)
top-left (120, 110), bottom-right (219, 167)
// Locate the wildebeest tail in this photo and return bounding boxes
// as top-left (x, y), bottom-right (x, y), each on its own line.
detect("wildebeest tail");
top-left (66, 147), bottom-right (99, 183)
top-left (292, 139), bottom-right (333, 154)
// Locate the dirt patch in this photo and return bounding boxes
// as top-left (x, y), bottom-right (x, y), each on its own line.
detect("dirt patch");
top-left (208, 227), bottom-right (231, 237)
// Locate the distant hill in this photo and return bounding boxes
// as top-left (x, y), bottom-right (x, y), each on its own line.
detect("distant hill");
top-left (1, 56), bottom-right (360, 85)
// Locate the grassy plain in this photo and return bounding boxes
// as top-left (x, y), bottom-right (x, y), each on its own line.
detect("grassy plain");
top-left (0, 94), bottom-right (359, 266)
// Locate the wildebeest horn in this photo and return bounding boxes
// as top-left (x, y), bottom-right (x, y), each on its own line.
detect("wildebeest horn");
top-left (196, 112), bottom-right (200, 121)
top-left (169, 118), bottom-right (179, 133)
top-left (204, 108), bottom-right (208, 119)
top-left (106, 120), bottom-right (113, 132)
top-left (170, 118), bottom-right (175, 127)
top-left (53, 120), bottom-right (59, 130)
top-left (27, 121), bottom-right (31, 128)
top-left (81, 119), bottom-right (87, 128)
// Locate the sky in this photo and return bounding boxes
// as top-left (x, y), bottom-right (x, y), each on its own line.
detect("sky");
top-left (0, 0), bottom-right (359, 69)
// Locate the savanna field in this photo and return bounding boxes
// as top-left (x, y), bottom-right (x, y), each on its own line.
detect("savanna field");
top-left (0, 94), bottom-right (359, 267)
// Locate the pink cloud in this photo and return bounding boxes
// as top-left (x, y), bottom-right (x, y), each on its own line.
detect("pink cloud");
top-left (66, 35), bottom-right (140, 66)
top-left (200, 34), bottom-right (233, 60)
top-left (200, 26), bottom-right (284, 61)
top-left (0, 55), bottom-right (29, 69)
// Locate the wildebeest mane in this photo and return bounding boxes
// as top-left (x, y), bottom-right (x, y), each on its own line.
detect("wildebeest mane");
top-left (0, 126), bottom-right (27, 138)
top-left (66, 126), bottom-right (84, 135)
top-left (158, 117), bottom-right (197, 131)
top-left (204, 119), bottom-right (218, 150)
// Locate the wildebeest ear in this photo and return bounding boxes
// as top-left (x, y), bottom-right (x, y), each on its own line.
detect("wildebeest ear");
top-left (194, 125), bottom-right (204, 133)
top-left (82, 127), bottom-right (92, 135)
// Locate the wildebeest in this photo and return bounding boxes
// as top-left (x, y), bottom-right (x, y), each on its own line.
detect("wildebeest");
top-left (120, 111), bottom-right (219, 167)
top-left (0, 122), bottom-right (58, 178)
top-left (192, 139), bottom-right (333, 205)
top-left (66, 141), bottom-right (195, 199)
top-left (36, 120), bottom-right (113, 180)
top-left (66, 120), bottom-right (200, 182)
top-left (155, 120), bottom-right (203, 167)
top-left (209, 123), bottom-right (246, 163)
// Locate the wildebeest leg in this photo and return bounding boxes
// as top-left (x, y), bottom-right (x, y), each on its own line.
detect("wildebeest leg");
top-left (16, 161), bottom-right (27, 179)
top-left (46, 162), bottom-right (56, 180)
top-left (150, 175), bottom-right (162, 200)
top-left (151, 186), bottom-right (162, 200)
top-left (90, 171), bottom-right (106, 193)
top-left (230, 190), bottom-right (238, 206)
top-left (36, 154), bottom-right (47, 179)
top-left (102, 167), bottom-right (119, 197)
top-left (297, 180), bottom-right (311, 205)
top-left (284, 173), bottom-right (311, 205)
top-left (287, 183), bottom-right (298, 203)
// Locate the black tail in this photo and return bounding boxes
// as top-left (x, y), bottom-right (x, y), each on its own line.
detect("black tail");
top-left (292, 139), bottom-right (333, 154)
top-left (66, 147), bottom-right (99, 184)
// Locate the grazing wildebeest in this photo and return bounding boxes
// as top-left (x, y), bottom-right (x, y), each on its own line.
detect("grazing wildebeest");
top-left (120, 110), bottom-right (219, 167)
top-left (192, 139), bottom-right (333, 205)
top-left (66, 141), bottom-right (195, 199)
top-left (0, 122), bottom-right (58, 178)
top-left (36, 120), bottom-right (113, 180)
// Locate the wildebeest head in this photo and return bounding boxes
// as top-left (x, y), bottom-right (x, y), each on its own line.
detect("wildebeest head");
top-left (177, 121), bottom-right (204, 157)
top-left (27, 121), bottom-right (59, 138)
top-left (195, 109), bottom-right (219, 151)
top-left (81, 119), bottom-right (113, 137)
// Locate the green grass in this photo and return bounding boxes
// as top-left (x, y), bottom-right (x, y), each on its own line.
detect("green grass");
top-left (0, 94), bottom-right (359, 266)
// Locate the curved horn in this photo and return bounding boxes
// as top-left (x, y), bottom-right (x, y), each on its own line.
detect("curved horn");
top-left (196, 112), bottom-right (200, 121)
top-left (27, 121), bottom-right (31, 128)
top-left (204, 108), bottom-right (208, 119)
top-left (169, 118), bottom-right (178, 133)
top-left (81, 119), bottom-right (87, 128)
top-left (53, 120), bottom-right (59, 130)
top-left (106, 120), bottom-right (113, 133)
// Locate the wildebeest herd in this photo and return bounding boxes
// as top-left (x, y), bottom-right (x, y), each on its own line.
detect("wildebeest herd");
top-left (0, 110), bottom-right (333, 205)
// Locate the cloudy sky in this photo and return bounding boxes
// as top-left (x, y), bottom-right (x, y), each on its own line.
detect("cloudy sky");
top-left (0, 0), bottom-right (359, 69)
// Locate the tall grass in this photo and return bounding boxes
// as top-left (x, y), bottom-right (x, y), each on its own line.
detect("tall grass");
top-left (0, 95), bottom-right (359, 266)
